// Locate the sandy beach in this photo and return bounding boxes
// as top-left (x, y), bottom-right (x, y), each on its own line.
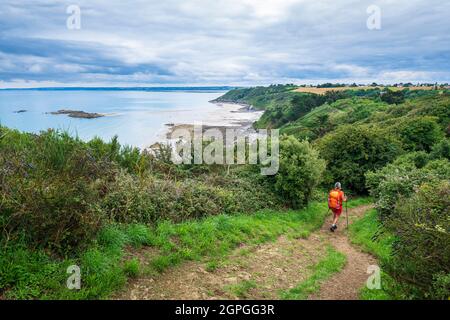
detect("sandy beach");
top-left (151, 102), bottom-right (264, 148)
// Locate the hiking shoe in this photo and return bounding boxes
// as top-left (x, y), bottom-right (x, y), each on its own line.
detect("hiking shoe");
top-left (330, 226), bottom-right (335, 232)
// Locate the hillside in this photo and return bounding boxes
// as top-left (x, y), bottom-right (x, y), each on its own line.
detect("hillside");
top-left (1, 85), bottom-right (449, 300)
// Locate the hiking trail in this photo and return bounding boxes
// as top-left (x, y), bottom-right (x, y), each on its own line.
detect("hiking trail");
top-left (115, 204), bottom-right (376, 300)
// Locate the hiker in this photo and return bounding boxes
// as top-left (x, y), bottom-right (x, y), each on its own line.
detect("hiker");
top-left (328, 182), bottom-right (347, 232)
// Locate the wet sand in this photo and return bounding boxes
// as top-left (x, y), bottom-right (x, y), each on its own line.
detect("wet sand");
top-left (150, 102), bottom-right (263, 148)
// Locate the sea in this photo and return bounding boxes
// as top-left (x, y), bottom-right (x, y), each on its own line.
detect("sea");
top-left (0, 87), bottom-right (234, 149)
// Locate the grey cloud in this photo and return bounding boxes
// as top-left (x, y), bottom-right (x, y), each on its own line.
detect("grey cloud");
top-left (0, 0), bottom-right (449, 87)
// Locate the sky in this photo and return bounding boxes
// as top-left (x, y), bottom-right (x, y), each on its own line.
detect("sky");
top-left (0, 0), bottom-right (449, 88)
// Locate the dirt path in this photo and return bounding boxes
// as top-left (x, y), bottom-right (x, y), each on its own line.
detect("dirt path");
top-left (115, 204), bottom-right (376, 300)
top-left (308, 204), bottom-right (377, 300)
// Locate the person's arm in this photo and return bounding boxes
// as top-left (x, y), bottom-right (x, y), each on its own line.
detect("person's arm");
top-left (342, 191), bottom-right (347, 202)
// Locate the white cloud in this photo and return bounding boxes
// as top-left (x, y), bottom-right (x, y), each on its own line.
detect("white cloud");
top-left (0, 0), bottom-right (449, 87)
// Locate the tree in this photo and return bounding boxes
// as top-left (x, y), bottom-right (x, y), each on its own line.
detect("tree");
top-left (395, 116), bottom-right (443, 152)
top-left (380, 89), bottom-right (405, 104)
top-left (275, 136), bottom-right (325, 208)
top-left (317, 125), bottom-right (402, 193)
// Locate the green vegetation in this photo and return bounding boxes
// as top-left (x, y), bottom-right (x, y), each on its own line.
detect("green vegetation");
top-left (147, 202), bottom-right (329, 273)
top-left (281, 98), bottom-right (389, 140)
top-left (0, 223), bottom-right (152, 299)
top-left (317, 125), bottom-right (402, 193)
top-left (220, 85), bottom-right (450, 299)
top-left (349, 209), bottom-right (394, 262)
top-left (279, 246), bottom-right (346, 299)
top-left (212, 84), bottom-right (299, 110)
top-left (275, 136), bottom-right (325, 207)
top-left (349, 209), bottom-right (412, 300)
top-left (225, 280), bottom-right (257, 298)
top-left (0, 126), bottom-right (287, 255)
top-left (383, 181), bottom-right (450, 299)
top-left (1, 201), bottom-right (330, 299)
top-left (1, 84), bottom-right (449, 300)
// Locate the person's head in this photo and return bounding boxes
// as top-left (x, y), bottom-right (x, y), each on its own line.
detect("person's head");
top-left (334, 182), bottom-right (341, 190)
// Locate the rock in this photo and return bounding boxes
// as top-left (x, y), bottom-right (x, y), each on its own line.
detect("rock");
top-left (14, 109), bottom-right (27, 113)
top-left (48, 109), bottom-right (104, 119)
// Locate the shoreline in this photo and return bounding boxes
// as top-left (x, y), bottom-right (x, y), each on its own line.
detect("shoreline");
top-left (148, 101), bottom-right (263, 150)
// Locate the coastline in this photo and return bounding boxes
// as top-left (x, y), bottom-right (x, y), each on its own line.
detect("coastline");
top-left (149, 101), bottom-right (263, 149)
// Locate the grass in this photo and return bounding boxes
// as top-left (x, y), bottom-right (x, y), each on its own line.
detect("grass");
top-left (0, 223), bottom-right (152, 299)
top-left (349, 209), bottom-right (394, 261)
top-left (348, 208), bottom-right (405, 300)
top-left (1, 201), bottom-right (333, 299)
top-left (123, 258), bottom-right (140, 278)
top-left (279, 246), bottom-right (347, 299)
top-left (146, 201), bottom-right (331, 274)
top-left (224, 280), bottom-right (257, 298)
top-left (1, 198), bottom-right (371, 299)
top-left (346, 196), bottom-right (373, 209)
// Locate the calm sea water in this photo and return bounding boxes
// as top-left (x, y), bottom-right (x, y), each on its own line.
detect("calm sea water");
top-left (0, 89), bottom-right (227, 149)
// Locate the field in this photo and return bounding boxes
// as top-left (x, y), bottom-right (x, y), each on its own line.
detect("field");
top-left (293, 86), bottom-right (437, 94)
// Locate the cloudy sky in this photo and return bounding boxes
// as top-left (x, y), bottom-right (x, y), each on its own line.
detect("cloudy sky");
top-left (1, 0), bottom-right (449, 87)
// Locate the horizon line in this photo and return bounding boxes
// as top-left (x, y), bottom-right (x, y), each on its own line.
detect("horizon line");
top-left (1, 82), bottom-right (449, 90)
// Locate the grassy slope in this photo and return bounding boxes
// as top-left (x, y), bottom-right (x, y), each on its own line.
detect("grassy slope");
top-left (280, 98), bottom-right (388, 138)
top-left (2, 202), bottom-right (332, 299)
top-left (348, 209), bottom-right (405, 300)
top-left (213, 84), bottom-right (298, 110)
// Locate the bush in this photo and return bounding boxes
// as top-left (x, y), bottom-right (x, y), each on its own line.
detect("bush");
top-left (103, 169), bottom-right (284, 223)
top-left (274, 136), bottom-right (325, 208)
top-left (366, 156), bottom-right (449, 218)
top-left (430, 138), bottom-right (450, 160)
top-left (0, 129), bottom-right (118, 253)
top-left (0, 127), bottom-right (287, 254)
top-left (380, 89), bottom-right (405, 104)
top-left (385, 181), bottom-right (450, 299)
top-left (393, 116), bottom-right (443, 152)
top-left (317, 125), bottom-right (402, 193)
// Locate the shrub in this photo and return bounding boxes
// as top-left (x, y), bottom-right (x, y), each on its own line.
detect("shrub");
top-left (317, 125), bottom-right (402, 193)
top-left (102, 170), bottom-right (284, 224)
top-left (393, 116), bottom-right (443, 152)
top-left (0, 129), bottom-right (118, 253)
top-left (385, 181), bottom-right (450, 299)
top-left (391, 151), bottom-right (429, 168)
top-left (274, 136), bottom-right (325, 208)
top-left (0, 127), bottom-right (285, 254)
top-left (430, 138), bottom-right (450, 160)
top-left (366, 156), bottom-right (449, 218)
top-left (380, 89), bottom-right (405, 104)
